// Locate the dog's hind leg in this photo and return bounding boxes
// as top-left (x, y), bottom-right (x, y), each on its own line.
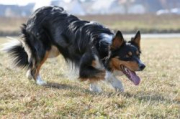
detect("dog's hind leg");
top-left (26, 45), bottom-right (60, 85)
top-left (26, 69), bottom-right (33, 80)
top-left (28, 51), bottom-right (49, 85)
top-left (35, 51), bottom-right (50, 85)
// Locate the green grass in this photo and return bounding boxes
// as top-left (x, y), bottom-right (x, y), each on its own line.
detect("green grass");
top-left (0, 37), bottom-right (180, 118)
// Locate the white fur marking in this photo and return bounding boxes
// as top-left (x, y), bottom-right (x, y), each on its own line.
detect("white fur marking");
top-left (101, 33), bottom-right (113, 44)
top-left (1, 37), bottom-right (26, 67)
top-left (1, 37), bottom-right (21, 52)
top-left (93, 55), bottom-right (104, 70)
top-left (26, 70), bottom-right (33, 80)
top-left (36, 75), bottom-right (47, 85)
top-left (89, 82), bottom-right (102, 93)
top-left (105, 71), bottom-right (124, 92)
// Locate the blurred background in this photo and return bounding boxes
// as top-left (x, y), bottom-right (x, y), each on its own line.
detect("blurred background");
top-left (0, 0), bottom-right (180, 36)
top-left (0, 2), bottom-right (180, 118)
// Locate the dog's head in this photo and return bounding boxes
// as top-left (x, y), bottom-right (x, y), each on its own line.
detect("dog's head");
top-left (107, 31), bottom-right (145, 85)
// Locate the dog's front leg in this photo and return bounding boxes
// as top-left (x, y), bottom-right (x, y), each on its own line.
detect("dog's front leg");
top-left (89, 81), bottom-right (102, 93)
top-left (79, 64), bottom-right (103, 93)
top-left (79, 67), bottom-right (103, 93)
top-left (79, 53), bottom-right (104, 92)
top-left (105, 71), bottom-right (124, 92)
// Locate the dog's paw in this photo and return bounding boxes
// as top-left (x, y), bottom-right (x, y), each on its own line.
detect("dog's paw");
top-left (26, 70), bottom-right (33, 80)
top-left (36, 79), bottom-right (47, 85)
top-left (36, 76), bottom-right (47, 85)
top-left (114, 87), bottom-right (124, 92)
top-left (89, 83), bottom-right (102, 93)
top-left (111, 82), bottom-right (124, 92)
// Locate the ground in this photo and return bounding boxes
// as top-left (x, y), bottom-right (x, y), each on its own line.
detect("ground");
top-left (0, 37), bottom-right (179, 118)
top-left (1, 15), bottom-right (180, 35)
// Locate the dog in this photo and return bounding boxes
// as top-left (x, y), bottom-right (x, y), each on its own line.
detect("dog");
top-left (3, 6), bottom-right (145, 92)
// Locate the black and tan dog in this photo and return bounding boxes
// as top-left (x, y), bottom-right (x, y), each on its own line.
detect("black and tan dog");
top-left (3, 6), bottom-right (145, 92)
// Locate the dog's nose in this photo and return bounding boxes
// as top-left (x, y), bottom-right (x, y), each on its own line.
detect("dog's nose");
top-left (139, 64), bottom-right (146, 71)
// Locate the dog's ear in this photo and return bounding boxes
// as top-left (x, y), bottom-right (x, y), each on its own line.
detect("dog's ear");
top-left (111, 31), bottom-right (124, 50)
top-left (131, 31), bottom-right (141, 50)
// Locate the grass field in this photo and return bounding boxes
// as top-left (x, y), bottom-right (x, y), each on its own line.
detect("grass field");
top-left (0, 37), bottom-right (180, 118)
top-left (1, 15), bottom-right (180, 35)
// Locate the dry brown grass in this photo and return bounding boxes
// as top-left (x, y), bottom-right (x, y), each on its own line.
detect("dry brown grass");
top-left (0, 37), bottom-right (180, 118)
top-left (80, 14), bottom-right (180, 32)
top-left (0, 17), bottom-right (26, 32)
top-left (1, 15), bottom-right (180, 34)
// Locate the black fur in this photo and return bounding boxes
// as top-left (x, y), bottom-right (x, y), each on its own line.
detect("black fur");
top-left (4, 6), bottom-right (145, 81)
top-left (22, 6), bottom-right (113, 79)
top-left (4, 42), bottom-right (30, 68)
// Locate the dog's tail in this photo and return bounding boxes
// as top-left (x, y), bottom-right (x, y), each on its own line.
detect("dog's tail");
top-left (2, 37), bottom-right (30, 69)
top-left (2, 24), bottom-right (32, 69)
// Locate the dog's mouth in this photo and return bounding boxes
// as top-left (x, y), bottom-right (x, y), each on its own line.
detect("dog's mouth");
top-left (120, 65), bottom-right (140, 85)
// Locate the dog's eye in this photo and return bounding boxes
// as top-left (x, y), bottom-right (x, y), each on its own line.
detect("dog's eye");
top-left (128, 52), bottom-right (133, 56)
top-left (136, 51), bottom-right (139, 55)
top-left (123, 54), bottom-right (132, 60)
top-left (137, 51), bottom-right (141, 57)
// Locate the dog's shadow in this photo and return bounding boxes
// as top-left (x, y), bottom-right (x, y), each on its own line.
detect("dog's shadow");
top-left (43, 81), bottom-right (92, 93)
top-left (43, 82), bottom-right (79, 90)
top-left (43, 81), bottom-right (105, 96)
top-left (123, 91), bottom-right (179, 104)
top-left (43, 82), bottom-right (178, 103)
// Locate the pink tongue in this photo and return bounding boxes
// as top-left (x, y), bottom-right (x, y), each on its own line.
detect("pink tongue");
top-left (129, 71), bottom-right (141, 85)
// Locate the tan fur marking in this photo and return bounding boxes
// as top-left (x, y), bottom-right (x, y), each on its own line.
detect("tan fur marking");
top-left (134, 34), bottom-right (141, 50)
top-left (136, 51), bottom-right (139, 55)
top-left (124, 61), bottom-right (139, 71)
top-left (91, 60), bottom-right (96, 68)
top-left (111, 33), bottom-right (124, 49)
top-left (89, 71), bottom-right (106, 82)
top-left (48, 45), bottom-right (60, 58)
top-left (34, 51), bottom-right (49, 79)
top-left (110, 58), bottom-right (121, 71)
top-left (80, 71), bottom-right (105, 82)
top-left (135, 39), bottom-right (140, 50)
top-left (128, 51), bottom-right (132, 56)
top-left (110, 57), bottom-right (139, 71)
top-left (111, 38), bottom-right (123, 49)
